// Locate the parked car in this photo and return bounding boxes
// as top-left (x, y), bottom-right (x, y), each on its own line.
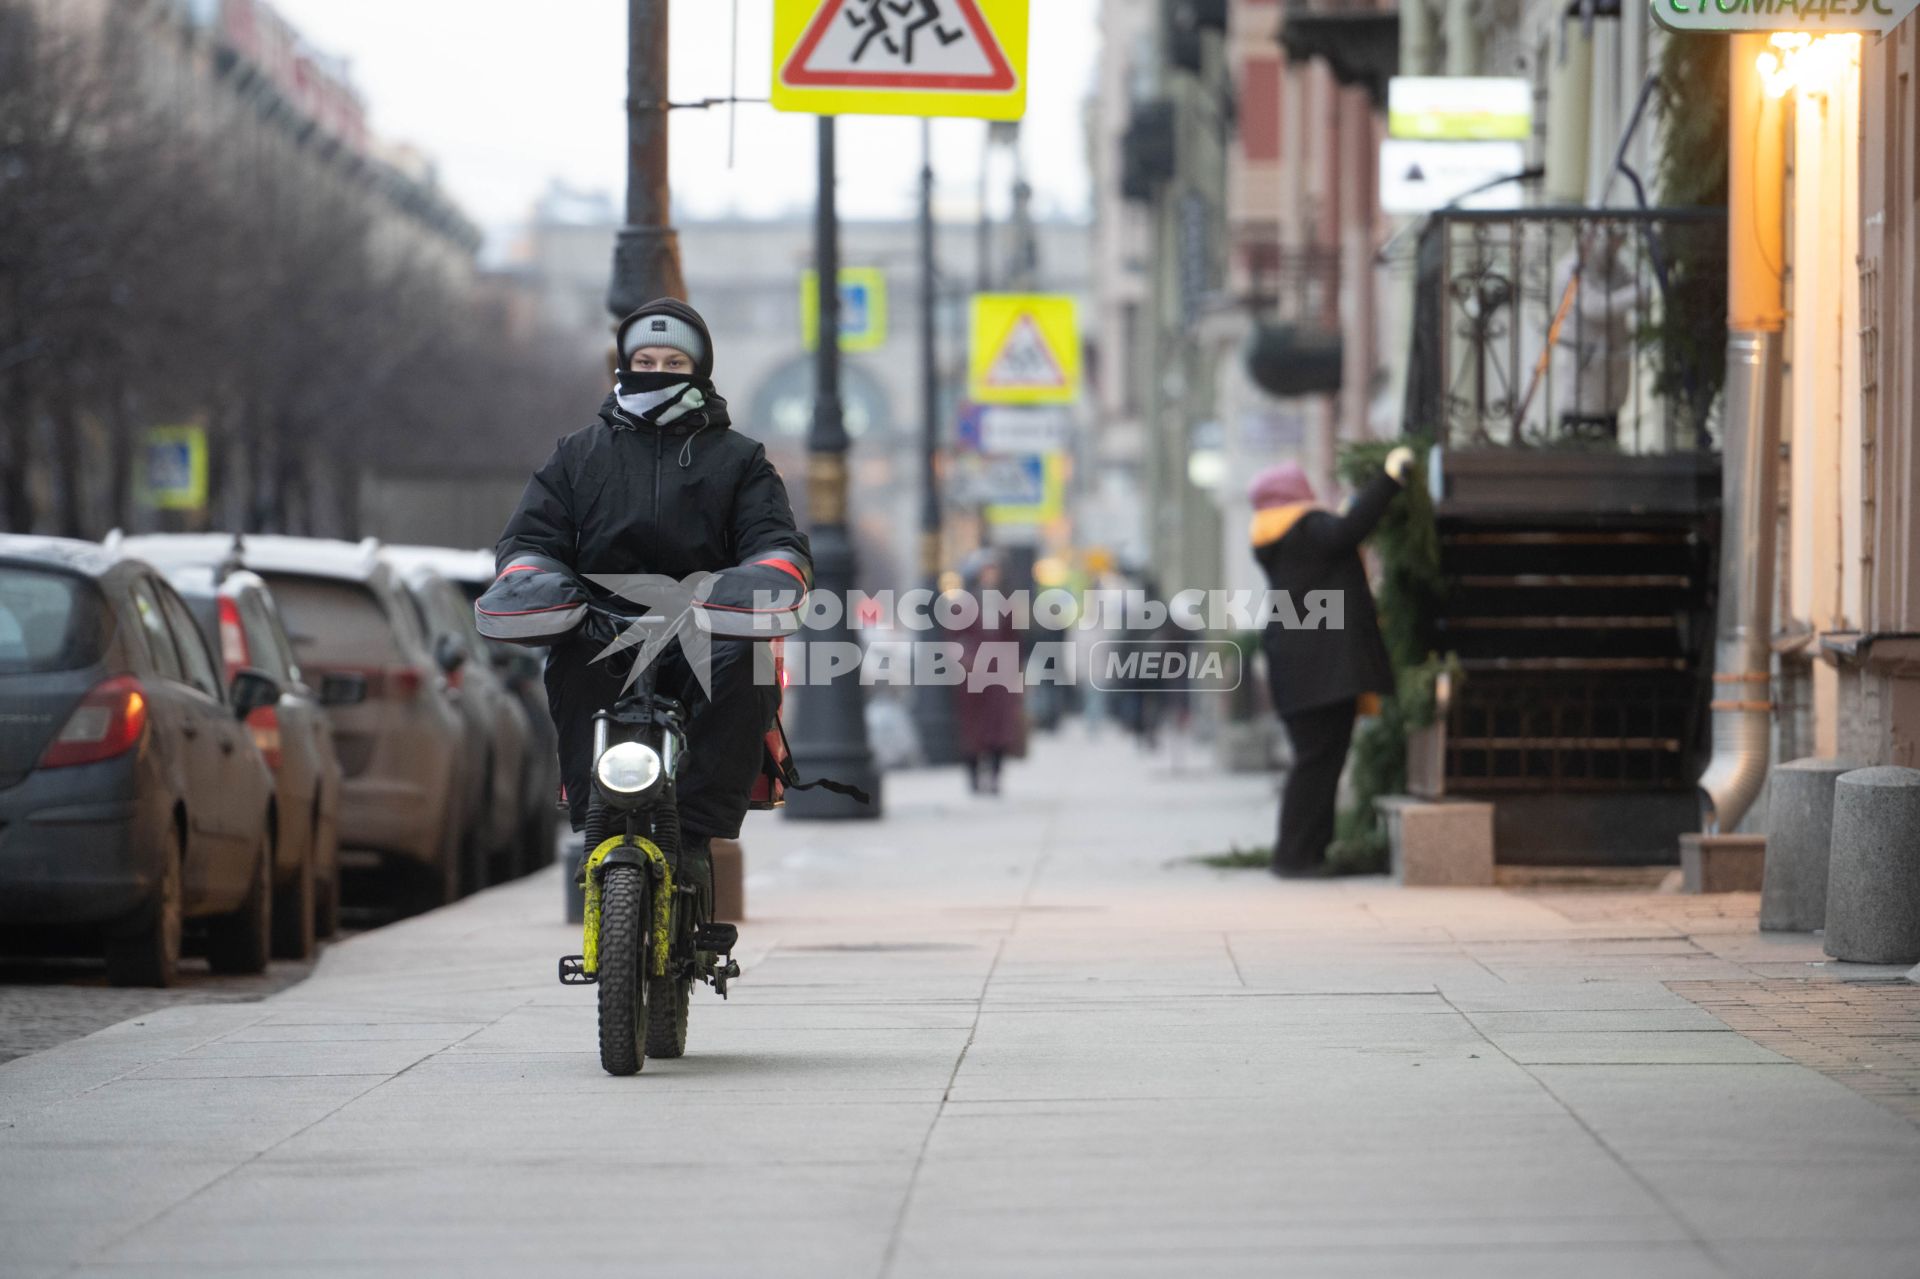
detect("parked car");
top-left (0, 536), bottom-right (278, 986)
top-left (117, 536), bottom-right (469, 914)
top-left (387, 546), bottom-right (559, 877)
top-left (153, 556), bottom-right (344, 955)
top-left (390, 561), bottom-right (530, 889)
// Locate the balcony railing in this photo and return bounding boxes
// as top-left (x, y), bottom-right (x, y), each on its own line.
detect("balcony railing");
top-left (1406, 208), bottom-right (1729, 454)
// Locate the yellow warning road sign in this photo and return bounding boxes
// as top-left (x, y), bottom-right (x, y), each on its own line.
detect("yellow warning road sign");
top-left (969, 293), bottom-right (1080, 405)
top-left (771, 0), bottom-right (1029, 122)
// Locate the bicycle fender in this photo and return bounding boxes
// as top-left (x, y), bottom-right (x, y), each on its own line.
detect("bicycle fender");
top-left (581, 836), bottom-right (673, 978)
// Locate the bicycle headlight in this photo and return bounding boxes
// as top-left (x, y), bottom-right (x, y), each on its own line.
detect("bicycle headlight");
top-left (595, 741), bottom-right (662, 796)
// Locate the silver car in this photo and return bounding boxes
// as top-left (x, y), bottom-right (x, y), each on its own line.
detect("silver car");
top-left (390, 561), bottom-right (531, 891)
top-left (162, 562), bottom-right (345, 954)
top-left (387, 547), bottom-right (560, 878)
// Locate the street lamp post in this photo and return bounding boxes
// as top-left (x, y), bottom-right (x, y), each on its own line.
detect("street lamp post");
top-left (785, 116), bottom-right (883, 820)
top-left (607, 0), bottom-right (685, 317)
top-left (912, 121), bottom-right (961, 765)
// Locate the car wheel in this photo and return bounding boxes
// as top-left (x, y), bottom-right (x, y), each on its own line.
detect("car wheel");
top-left (314, 808), bottom-right (342, 939)
top-left (271, 819), bottom-right (317, 961)
top-left (464, 784), bottom-right (494, 895)
top-left (107, 824), bottom-right (183, 988)
top-left (207, 824), bottom-right (273, 975)
top-left (523, 802), bottom-right (559, 874)
top-left (402, 796), bottom-right (464, 917)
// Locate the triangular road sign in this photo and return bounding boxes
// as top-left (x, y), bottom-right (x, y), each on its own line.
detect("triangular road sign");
top-left (782, 0), bottom-right (1018, 93)
top-left (983, 314), bottom-right (1067, 391)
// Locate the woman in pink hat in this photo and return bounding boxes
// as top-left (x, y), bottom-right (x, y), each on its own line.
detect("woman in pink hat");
top-left (1249, 447), bottom-right (1413, 876)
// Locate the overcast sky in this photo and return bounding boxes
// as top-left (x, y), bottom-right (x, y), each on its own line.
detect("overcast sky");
top-left (270, 0), bottom-right (1100, 233)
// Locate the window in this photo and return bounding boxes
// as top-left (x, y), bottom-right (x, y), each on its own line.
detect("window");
top-left (262, 575), bottom-right (403, 666)
top-left (0, 569), bottom-right (108, 674)
top-left (256, 593), bottom-right (303, 686)
top-left (236, 591), bottom-right (290, 683)
top-left (128, 578), bottom-right (183, 682)
top-left (158, 583), bottom-right (223, 700)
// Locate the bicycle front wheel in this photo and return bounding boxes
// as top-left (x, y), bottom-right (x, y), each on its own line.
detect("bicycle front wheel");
top-left (597, 863), bottom-right (650, 1075)
top-left (646, 973), bottom-right (691, 1059)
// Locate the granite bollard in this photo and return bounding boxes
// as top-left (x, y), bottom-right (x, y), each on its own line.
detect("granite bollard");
top-left (1761, 757), bottom-right (1856, 931)
top-left (1824, 766), bottom-right (1920, 964)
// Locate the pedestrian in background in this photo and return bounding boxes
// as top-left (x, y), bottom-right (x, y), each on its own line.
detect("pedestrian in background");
top-left (951, 555), bottom-right (1024, 795)
top-left (1249, 448), bottom-right (1412, 877)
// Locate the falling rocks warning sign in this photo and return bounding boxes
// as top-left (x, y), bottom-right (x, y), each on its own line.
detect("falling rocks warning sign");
top-left (771, 0), bottom-right (1030, 121)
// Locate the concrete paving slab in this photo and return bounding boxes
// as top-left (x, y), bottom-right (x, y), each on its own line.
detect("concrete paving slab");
top-left (1462, 1007), bottom-right (1732, 1033)
top-left (1635, 1156), bottom-right (1920, 1244)
top-left (1485, 1030), bottom-right (1793, 1065)
top-left (1713, 1240), bottom-right (1920, 1279)
top-left (889, 1242), bottom-right (1726, 1279)
top-left (1529, 1064), bottom-right (1920, 1163)
top-left (0, 1074), bottom-right (389, 1154)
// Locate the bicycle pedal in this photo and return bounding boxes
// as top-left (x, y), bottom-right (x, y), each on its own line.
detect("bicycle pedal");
top-left (694, 922), bottom-right (738, 953)
top-left (557, 955), bottom-right (596, 985)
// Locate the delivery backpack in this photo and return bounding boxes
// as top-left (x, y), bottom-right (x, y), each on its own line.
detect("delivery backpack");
top-left (748, 639), bottom-right (871, 810)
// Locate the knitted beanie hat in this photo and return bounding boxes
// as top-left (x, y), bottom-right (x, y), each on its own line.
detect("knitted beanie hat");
top-left (618, 308), bottom-right (709, 370)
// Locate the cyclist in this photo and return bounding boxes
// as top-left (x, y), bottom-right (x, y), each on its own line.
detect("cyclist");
top-left (495, 299), bottom-right (810, 887)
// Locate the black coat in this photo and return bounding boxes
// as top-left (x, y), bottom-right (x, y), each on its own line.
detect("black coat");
top-left (1252, 471), bottom-right (1402, 717)
top-left (496, 392), bottom-right (809, 587)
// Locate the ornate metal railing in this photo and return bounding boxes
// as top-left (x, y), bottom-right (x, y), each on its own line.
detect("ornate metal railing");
top-left (1405, 208), bottom-right (1728, 453)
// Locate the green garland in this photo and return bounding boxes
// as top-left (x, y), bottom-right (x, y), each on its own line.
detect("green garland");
top-left (1324, 440), bottom-right (1456, 873)
top-left (1646, 34), bottom-right (1731, 442)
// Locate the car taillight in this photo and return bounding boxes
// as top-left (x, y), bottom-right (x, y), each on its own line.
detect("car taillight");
top-left (40, 676), bottom-right (148, 769)
top-left (217, 596), bottom-right (250, 678)
top-left (385, 665), bottom-right (423, 701)
top-left (247, 704), bottom-right (283, 770)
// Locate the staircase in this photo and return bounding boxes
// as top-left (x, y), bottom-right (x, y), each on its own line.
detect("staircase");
top-left (1427, 449), bottom-right (1721, 865)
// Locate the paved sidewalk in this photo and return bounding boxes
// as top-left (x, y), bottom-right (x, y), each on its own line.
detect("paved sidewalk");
top-left (3, 730), bottom-right (1918, 1279)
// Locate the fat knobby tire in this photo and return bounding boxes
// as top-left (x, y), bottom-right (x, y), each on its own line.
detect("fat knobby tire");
top-left (597, 864), bottom-right (649, 1075)
top-left (646, 974), bottom-right (691, 1059)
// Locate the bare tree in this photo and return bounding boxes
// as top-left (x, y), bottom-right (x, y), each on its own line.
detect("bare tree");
top-left (0, 0), bottom-right (604, 541)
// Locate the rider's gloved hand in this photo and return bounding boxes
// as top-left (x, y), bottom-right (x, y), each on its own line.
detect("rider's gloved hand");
top-left (577, 608), bottom-right (629, 652)
top-left (1384, 446), bottom-right (1416, 485)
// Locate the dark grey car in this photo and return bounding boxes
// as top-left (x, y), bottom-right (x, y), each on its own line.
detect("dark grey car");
top-left (0, 537), bottom-right (279, 986)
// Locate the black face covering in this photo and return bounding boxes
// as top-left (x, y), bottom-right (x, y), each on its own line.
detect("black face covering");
top-left (616, 370), bottom-right (691, 396)
top-left (614, 369), bottom-right (700, 422)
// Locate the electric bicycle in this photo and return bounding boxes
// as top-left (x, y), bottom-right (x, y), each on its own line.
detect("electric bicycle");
top-left (557, 609), bottom-right (740, 1076)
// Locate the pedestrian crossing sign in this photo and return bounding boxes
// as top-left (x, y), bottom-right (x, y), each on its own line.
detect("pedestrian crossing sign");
top-left (138, 425), bottom-right (208, 512)
top-left (802, 267), bottom-right (889, 352)
top-left (969, 294), bottom-right (1080, 405)
top-left (771, 0), bottom-right (1029, 121)
top-left (984, 451), bottom-right (1067, 526)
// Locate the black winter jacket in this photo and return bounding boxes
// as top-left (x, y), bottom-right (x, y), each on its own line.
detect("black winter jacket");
top-left (1252, 470), bottom-right (1402, 717)
top-left (496, 390), bottom-right (810, 589)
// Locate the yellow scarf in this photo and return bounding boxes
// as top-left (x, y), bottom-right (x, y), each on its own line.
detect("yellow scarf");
top-left (1249, 502), bottom-right (1320, 549)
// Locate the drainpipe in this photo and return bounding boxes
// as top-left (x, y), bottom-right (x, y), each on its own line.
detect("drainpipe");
top-left (1697, 33), bottom-right (1787, 835)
